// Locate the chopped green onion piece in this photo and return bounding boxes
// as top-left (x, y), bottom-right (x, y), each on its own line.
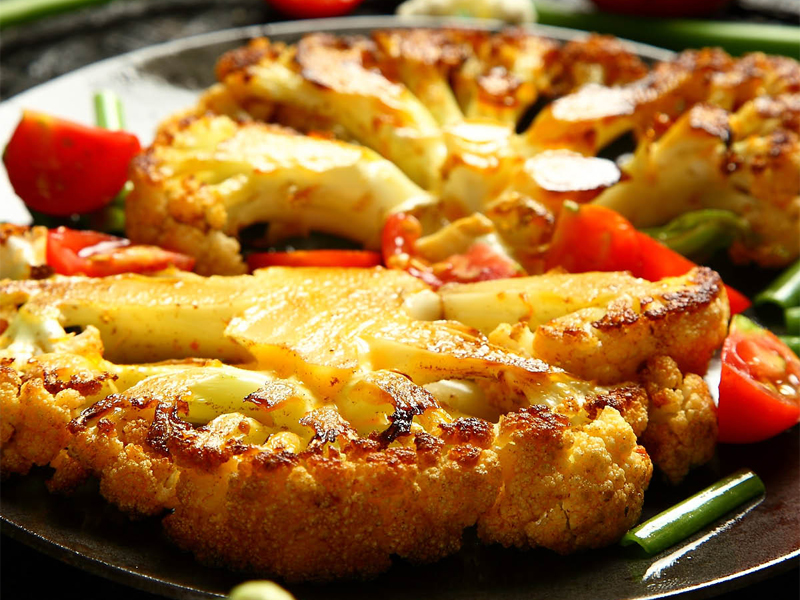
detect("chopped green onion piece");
top-left (91, 89), bottom-right (129, 234)
top-left (755, 260), bottom-right (800, 312)
top-left (93, 90), bottom-right (125, 131)
top-left (779, 336), bottom-right (800, 356)
top-left (0, 0), bottom-right (110, 28)
top-left (621, 469), bottom-right (764, 554)
top-left (787, 307), bottom-right (800, 336)
top-left (641, 209), bottom-right (750, 261)
top-left (535, 1), bottom-right (800, 57)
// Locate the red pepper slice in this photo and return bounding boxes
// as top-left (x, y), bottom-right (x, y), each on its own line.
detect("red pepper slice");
top-left (46, 227), bottom-right (194, 276)
top-left (3, 110), bottom-right (141, 216)
top-left (717, 315), bottom-right (800, 443)
top-left (545, 203), bottom-right (751, 314)
top-left (247, 249), bottom-right (382, 270)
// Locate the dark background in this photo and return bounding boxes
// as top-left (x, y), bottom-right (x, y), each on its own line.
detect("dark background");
top-left (1, 0), bottom-right (799, 598)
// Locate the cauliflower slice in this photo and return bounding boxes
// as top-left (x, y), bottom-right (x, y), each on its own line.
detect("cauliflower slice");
top-left (64, 361), bottom-right (649, 580)
top-left (452, 29), bottom-right (560, 126)
top-left (521, 48), bottom-right (798, 156)
top-left (215, 35), bottom-right (446, 189)
top-left (594, 99), bottom-right (799, 266)
top-left (531, 267), bottom-right (729, 384)
top-left (371, 28), bottom-right (469, 127)
top-left (127, 114), bottom-right (433, 275)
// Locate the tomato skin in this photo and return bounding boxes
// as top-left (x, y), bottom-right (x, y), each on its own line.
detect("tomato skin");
top-left (546, 203), bottom-right (751, 314)
top-left (717, 315), bottom-right (800, 444)
top-left (545, 203), bottom-right (642, 273)
top-left (436, 243), bottom-right (522, 285)
top-left (47, 227), bottom-right (194, 276)
top-left (247, 249), bottom-right (381, 270)
top-left (381, 213), bottom-right (521, 287)
top-left (266, 0), bottom-right (364, 18)
top-left (3, 111), bottom-right (141, 216)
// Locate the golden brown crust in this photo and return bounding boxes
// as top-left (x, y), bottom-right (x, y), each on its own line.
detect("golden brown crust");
top-left (639, 356), bottom-right (718, 484)
top-left (533, 267), bottom-right (729, 383)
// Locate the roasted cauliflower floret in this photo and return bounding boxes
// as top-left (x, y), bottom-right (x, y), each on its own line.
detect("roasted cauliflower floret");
top-left (127, 114), bottom-right (433, 275)
top-left (0, 325), bottom-right (116, 476)
top-left (639, 356), bottom-right (718, 484)
top-left (0, 224), bottom-right (51, 281)
top-left (371, 28), bottom-right (472, 127)
top-left (439, 267), bottom-right (724, 481)
top-left (478, 404), bottom-right (651, 553)
top-left (522, 48), bottom-right (798, 157)
top-left (452, 29), bottom-right (560, 126)
top-left (595, 98), bottom-right (800, 266)
top-left (551, 34), bottom-right (648, 94)
top-left (532, 267), bottom-right (729, 383)
top-left (440, 267), bottom-right (729, 384)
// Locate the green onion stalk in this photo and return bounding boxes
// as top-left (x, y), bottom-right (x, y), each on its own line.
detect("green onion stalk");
top-left (641, 209), bottom-right (750, 262)
top-left (621, 469), bottom-right (765, 554)
top-left (755, 259), bottom-right (800, 313)
top-left (779, 336), bottom-right (800, 356)
top-left (0, 0), bottom-right (111, 27)
top-left (535, 1), bottom-right (800, 58)
top-left (87, 90), bottom-right (128, 235)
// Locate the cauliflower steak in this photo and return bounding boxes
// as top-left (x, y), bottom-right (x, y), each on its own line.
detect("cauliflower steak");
top-left (0, 265), bottom-right (731, 579)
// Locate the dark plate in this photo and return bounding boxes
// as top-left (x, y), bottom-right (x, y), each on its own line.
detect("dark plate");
top-left (0, 16), bottom-right (798, 600)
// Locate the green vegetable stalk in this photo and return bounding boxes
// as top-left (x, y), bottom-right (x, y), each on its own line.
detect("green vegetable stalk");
top-left (787, 307), bottom-right (800, 336)
top-left (0, 0), bottom-right (111, 27)
top-left (89, 90), bottom-right (128, 235)
top-left (94, 90), bottom-right (126, 131)
top-left (535, 1), bottom-right (800, 57)
top-left (621, 469), bottom-right (765, 554)
top-left (779, 336), bottom-right (800, 355)
top-left (641, 209), bottom-right (750, 262)
top-left (755, 260), bottom-right (800, 312)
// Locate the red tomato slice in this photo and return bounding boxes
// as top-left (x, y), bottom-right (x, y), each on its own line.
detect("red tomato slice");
top-left (545, 202), bottom-right (751, 314)
top-left (717, 315), bottom-right (800, 443)
top-left (266, 0), bottom-right (364, 18)
top-left (47, 227), bottom-right (194, 276)
top-left (3, 111), bottom-right (141, 216)
top-left (382, 213), bottom-right (522, 288)
top-left (436, 243), bottom-right (523, 285)
top-left (247, 249), bottom-right (382, 270)
top-left (545, 203), bottom-right (642, 273)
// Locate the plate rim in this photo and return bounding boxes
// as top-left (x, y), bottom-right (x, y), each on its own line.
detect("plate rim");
top-left (0, 14), bottom-right (796, 600)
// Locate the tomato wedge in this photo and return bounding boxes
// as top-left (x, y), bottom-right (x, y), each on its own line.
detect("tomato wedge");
top-left (47, 227), bottom-right (194, 276)
top-left (381, 213), bottom-right (522, 288)
top-left (544, 201), bottom-right (642, 274)
top-left (3, 111), bottom-right (141, 216)
top-left (545, 203), bottom-right (751, 314)
top-left (717, 315), bottom-right (800, 443)
top-left (265, 0), bottom-right (364, 18)
top-left (247, 249), bottom-right (382, 270)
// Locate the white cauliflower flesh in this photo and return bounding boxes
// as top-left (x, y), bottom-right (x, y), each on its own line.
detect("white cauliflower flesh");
top-left (126, 114), bottom-right (433, 275)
